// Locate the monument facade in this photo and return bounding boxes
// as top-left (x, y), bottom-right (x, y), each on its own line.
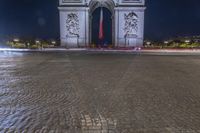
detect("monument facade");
top-left (58, 0), bottom-right (145, 48)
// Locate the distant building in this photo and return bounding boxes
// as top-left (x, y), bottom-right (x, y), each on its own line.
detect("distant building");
top-left (173, 36), bottom-right (200, 43)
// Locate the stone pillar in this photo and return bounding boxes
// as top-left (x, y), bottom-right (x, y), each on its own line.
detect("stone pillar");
top-left (115, 7), bottom-right (146, 47)
top-left (59, 10), bottom-right (68, 47)
top-left (58, 7), bottom-right (88, 48)
top-left (114, 8), bottom-right (119, 47)
top-left (85, 8), bottom-right (90, 47)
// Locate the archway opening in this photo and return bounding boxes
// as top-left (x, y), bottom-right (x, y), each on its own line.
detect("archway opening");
top-left (91, 7), bottom-right (112, 47)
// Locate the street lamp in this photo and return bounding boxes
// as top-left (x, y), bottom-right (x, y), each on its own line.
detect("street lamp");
top-left (35, 40), bottom-right (41, 49)
top-left (12, 38), bottom-right (20, 48)
top-left (27, 43), bottom-right (30, 49)
top-left (35, 40), bottom-right (40, 44)
top-left (164, 41), bottom-right (169, 44)
top-left (185, 40), bottom-right (191, 43)
top-left (51, 41), bottom-right (56, 45)
top-left (146, 41), bottom-right (151, 45)
top-left (13, 38), bottom-right (19, 42)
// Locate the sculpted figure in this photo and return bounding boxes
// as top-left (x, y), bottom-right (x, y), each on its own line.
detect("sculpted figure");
top-left (66, 13), bottom-right (80, 36)
top-left (124, 12), bottom-right (138, 37)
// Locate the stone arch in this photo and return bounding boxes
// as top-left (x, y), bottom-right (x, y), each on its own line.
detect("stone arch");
top-left (88, 0), bottom-right (116, 46)
top-left (89, 0), bottom-right (115, 14)
top-left (58, 0), bottom-right (145, 48)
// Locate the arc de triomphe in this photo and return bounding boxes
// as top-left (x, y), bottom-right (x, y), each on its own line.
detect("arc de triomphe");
top-left (58, 0), bottom-right (145, 48)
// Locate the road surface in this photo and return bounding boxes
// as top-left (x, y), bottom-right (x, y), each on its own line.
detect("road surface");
top-left (0, 51), bottom-right (200, 133)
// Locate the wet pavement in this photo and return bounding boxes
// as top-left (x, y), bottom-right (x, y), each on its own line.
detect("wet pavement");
top-left (1, 51), bottom-right (200, 133)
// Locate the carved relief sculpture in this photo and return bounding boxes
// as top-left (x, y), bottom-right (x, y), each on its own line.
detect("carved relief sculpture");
top-left (124, 12), bottom-right (138, 37)
top-left (66, 13), bottom-right (80, 36)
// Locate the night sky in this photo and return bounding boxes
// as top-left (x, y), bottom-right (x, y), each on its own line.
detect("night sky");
top-left (0, 0), bottom-right (200, 41)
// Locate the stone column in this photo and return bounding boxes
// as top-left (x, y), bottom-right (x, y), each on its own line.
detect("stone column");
top-left (114, 8), bottom-right (119, 47)
top-left (85, 7), bottom-right (90, 47)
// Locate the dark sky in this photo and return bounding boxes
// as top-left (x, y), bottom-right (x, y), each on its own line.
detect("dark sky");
top-left (0, 0), bottom-right (200, 41)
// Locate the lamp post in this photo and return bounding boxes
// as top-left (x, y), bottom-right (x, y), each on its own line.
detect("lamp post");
top-left (164, 41), bottom-right (169, 48)
top-left (35, 40), bottom-right (40, 49)
top-left (13, 38), bottom-right (19, 48)
top-left (27, 43), bottom-right (30, 49)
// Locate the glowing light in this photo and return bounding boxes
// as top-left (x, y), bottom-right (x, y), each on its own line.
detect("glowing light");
top-left (164, 41), bottom-right (169, 44)
top-left (146, 41), bottom-right (151, 45)
top-left (13, 38), bottom-right (19, 42)
top-left (0, 48), bottom-right (29, 51)
top-left (185, 40), bottom-right (191, 43)
top-left (35, 40), bottom-right (40, 44)
top-left (51, 41), bottom-right (56, 45)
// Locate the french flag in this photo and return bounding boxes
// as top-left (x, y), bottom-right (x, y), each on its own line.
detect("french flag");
top-left (99, 8), bottom-right (104, 40)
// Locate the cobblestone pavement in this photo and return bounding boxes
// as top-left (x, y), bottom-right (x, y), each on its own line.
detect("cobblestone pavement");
top-left (1, 51), bottom-right (200, 133)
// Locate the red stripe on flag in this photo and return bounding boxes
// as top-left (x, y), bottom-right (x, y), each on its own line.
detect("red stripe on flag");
top-left (99, 8), bottom-right (104, 40)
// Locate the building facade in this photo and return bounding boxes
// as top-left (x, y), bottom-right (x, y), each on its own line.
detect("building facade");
top-left (58, 0), bottom-right (145, 48)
